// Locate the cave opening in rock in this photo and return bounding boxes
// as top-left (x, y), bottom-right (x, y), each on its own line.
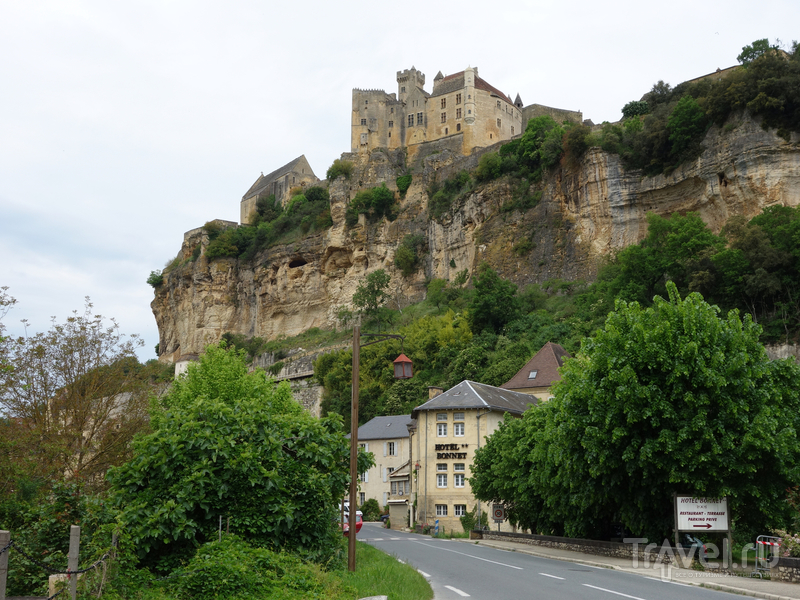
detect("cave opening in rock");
top-left (289, 257), bottom-right (308, 268)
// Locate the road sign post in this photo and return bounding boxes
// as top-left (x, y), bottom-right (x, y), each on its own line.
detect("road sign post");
top-left (674, 496), bottom-right (731, 567)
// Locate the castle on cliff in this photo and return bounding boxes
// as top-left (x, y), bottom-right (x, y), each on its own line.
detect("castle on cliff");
top-left (352, 66), bottom-right (582, 157)
top-left (240, 66), bottom-right (583, 224)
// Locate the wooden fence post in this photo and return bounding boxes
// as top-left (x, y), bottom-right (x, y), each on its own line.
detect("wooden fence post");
top-left (0, 530), bottom-right (10, 600)
top-left (68, 525), bottom-right (80, 600)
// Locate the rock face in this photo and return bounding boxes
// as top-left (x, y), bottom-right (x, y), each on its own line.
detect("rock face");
top-left (152, 115), bottom-right (800, 361)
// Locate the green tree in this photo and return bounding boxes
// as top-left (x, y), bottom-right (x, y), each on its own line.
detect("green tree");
top-left (326, 159), bottom-right (353, 181)
top-left (352, 269), bottom-right (391, 326)
top-left (0, 297), bottom-right (149, 492)
top-left (621, 100), bottom-right (649, 119)
top-left (468, 263), bottom-right (520, 334)
top-left (108, 344), bottom-right (372, 568)
top-left (668, 95), bottom-right (708, 157)
top-left (540, 283), bottom-right (800, 539)
top-left (737, 38), bottom-right (774, 66)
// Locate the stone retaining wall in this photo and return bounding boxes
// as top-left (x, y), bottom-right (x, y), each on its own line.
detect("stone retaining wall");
top-left (775, 557), bottom-right (800, 583)
top-left (475, 531), bottom-right (672, 564)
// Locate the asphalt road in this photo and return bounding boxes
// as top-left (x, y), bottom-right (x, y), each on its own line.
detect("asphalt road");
top-left (359, 523), bottom-right (742, 600)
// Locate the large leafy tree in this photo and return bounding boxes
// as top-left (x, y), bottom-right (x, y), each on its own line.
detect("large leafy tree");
top-left (468, 262), bottom-right (520, 334)
top-left (0, 295), bottom-right (150, 492)
top-left (473, 283), bottom-right (800, 540)
top-left (352, 268), bottom-right (392, 328)
top-left (108, 344), bottom-right (370, 568)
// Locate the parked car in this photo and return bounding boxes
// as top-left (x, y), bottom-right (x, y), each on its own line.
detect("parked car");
top-left (340, 512), bottom-right (363, 536)
top-left (680, 533), bottom-right (707, 559)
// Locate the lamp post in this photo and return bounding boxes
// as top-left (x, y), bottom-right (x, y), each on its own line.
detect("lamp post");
top-left (348, 325), bottom-right (412, 572)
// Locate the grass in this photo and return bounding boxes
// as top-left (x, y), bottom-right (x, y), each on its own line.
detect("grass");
top-left (344, 542), bottom-right (433, 600)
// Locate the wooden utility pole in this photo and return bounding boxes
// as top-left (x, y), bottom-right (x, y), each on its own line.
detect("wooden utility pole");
top-left (68, 525), bottom-right (80, 600)
top-left (1, 530), bottom-right (10, 600)
top-left (348, 325), bottom-right (360, 572)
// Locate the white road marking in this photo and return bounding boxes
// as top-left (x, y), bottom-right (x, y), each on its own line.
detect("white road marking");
top-left (397, 559), bottom-right (405, 564)
top-left (444, 585), bottom-right (470, 597)
top-left (415, 541), bottom-right (523, 570)
top-left (539, 573), bottom-right (565, 580)
top-left (391, 537), bottom-right (401, 540)
top-left (371, 538), bottom-right (384, 541)
top-left (583, 584), bottom-right (647, 600)
top-left (418, 569), bottom-right (430, 578)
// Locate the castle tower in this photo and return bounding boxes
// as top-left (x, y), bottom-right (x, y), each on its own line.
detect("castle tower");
top-left (397, 67), bottom-right (425, 103)
top-left (463, 67), bottom-right (477, 152)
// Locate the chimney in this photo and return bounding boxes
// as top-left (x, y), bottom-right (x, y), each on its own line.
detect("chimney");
top-left (428, 386), bottom-right (444, 400)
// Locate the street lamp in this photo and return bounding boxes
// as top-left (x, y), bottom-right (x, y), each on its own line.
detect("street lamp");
top-left (348, 325), bottom-right (412, 572)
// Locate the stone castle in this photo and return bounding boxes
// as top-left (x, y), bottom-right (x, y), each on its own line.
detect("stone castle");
top-left (239, 66), bottom-right (582, 224)
top-left (351, 66), bottom-right (582, 157)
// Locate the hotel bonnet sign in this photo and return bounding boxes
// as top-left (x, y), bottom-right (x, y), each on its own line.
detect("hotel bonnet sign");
top-left (675, 496), bottom-right (729, 531)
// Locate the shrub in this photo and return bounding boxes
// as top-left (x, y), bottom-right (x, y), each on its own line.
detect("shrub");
top-left (396, 174), bottom-right (412, 196)
top-left (175, 535), bottom-right (352, 600)
top-left (394, 234), bottom-right (427, 277)
top-left (360, 498), bottom-right (382, 521)
top-left (327, 159), bottom-right (353, 181)
top-left (459, 505), bottom-right (489, 532)
top-left (622, 100), bottom-right (649, 118)
top-left (147, 270), bottom-right (164, 288)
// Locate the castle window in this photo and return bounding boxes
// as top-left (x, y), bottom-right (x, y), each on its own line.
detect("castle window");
top-left (390, 107), bottom-right (394, 113)
top-left (456, 123), bottom-right (461, 132)
top-left (441, 112), bottom-right (446, 123)
top-left (408, 114), bottom-right (414, 127)
top-left (511, 126), bottom-right (515, 135)
top-left (401, 86), bottom-right (406, 93)
top-left (365, 100), bottom-right (368, 104)
top-left (361, 119), bottom-right (367, 126)
top-left (441, 98), bottom-right (446, 109)
top-left (468, 110), bottom-right (471, 114)
top-left (389, 120), bottom-right (394, 127)
top-left (445, 127), bottom-right (448, 134)
top-left (497, 118), bottom-right (502, 127)
top-left (417, 112), bottom-right (423, 125)
top-left (497, 100), bottom-right (501, 109)
top-left (456, 93), bottom-right (462, 104)
top-left (389, 132), bottom-right (391, 137)
top-left (456, 108), bottom-right (462, 119)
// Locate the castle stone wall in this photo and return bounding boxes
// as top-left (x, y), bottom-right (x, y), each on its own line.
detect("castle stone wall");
top-left (521, 103), bottom-right (583, 131)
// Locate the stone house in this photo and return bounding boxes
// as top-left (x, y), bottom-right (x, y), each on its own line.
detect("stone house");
top-left (349, 415), bottom-right (413, 510)
top-left (408, 382), bottom-right (538, 533)
top-left (500, 341), bottom-right (571, 401)
top-left (240, 155), bottom-right (319, 224)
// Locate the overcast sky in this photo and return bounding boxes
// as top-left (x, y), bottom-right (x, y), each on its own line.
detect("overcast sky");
top-left (1, 0), bottom-right (796, 362)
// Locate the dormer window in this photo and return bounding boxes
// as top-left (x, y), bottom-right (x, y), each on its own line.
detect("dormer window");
top-left (528, 370), bottom-right (538, 379)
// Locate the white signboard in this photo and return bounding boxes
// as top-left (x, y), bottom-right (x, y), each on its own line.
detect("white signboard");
top-left (676, 496), bottom-right (729, 531)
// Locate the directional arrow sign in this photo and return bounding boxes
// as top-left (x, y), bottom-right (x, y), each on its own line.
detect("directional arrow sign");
top-left (676, 496), bottom-right (728, 532)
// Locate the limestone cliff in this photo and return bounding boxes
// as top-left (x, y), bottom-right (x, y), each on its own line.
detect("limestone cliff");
top-left (152, 114), bottom-right (800, 362)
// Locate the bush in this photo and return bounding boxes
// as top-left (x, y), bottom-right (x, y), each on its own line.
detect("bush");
top-left (147, 270), bottom-right (164, 288)
top-left (360, 498), bottom-right (382, 521)
top-left (459, 505), bottom-right (489, 532)
top-left (175, 535), bottom-right (352, 600)
top-left (394, 234), bottom-right (427, 277)
top-left (622, 100), bottom-right (649, 118)
top-left (396, 174), bottom-right (413, 196)
top-left (327, 159), bottom-right (353, 181)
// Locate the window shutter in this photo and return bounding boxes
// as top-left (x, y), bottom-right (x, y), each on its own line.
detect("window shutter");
top-left (363, 470), bottom-right (368, 483)
top-left (382, 468), bottom-right (387, 482)
top-left (383, 442), bottom-right (387, 457)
